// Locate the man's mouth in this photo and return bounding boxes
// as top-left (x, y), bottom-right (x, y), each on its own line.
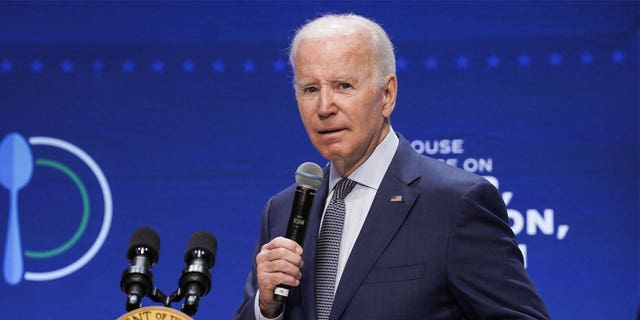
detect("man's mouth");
top-left (319, 128), bottom-right (345, 135)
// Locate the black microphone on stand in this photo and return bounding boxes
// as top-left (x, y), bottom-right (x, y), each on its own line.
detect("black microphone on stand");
top-left (179, 231), bottom-right (217, 316)
top-left (120, 227), bottom-right (160, 311)
top-left (273, 162), bottom-right (324, 302)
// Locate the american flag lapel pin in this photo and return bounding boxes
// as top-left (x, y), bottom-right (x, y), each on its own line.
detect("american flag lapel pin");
top-left (390, 195), bottom-right (403, 202)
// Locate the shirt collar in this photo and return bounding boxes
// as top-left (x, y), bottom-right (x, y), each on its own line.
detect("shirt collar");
top-left (329, 127), bottom-right (399, 192)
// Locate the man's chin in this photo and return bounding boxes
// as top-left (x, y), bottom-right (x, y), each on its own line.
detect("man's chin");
top-left (319, 149), bottom-right (351, 165)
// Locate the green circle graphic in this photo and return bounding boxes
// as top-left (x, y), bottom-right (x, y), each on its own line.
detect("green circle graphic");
top-left (24, 158), bottom-right (90, 259)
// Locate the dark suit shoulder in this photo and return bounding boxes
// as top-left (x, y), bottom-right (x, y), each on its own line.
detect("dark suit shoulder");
top-left (416, 154), bottom-right (489, 194)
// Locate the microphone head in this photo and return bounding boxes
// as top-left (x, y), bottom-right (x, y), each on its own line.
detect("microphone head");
top-left (295, 162), bottom-right (323, 190)
top-left (184, 231), bottom-right (217, 267)
top-left (127, 227), bottom-right (160, 264)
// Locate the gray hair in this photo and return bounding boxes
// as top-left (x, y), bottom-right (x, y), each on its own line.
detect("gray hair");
top-left (289, 13), bottom-right (396, 87)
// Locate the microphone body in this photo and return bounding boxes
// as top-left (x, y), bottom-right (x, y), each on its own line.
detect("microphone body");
top-left (120, 227), bottom-right (160, 311)
top-left (179, 231), bottom-right (217, 316)
top-left (284, 186), bottom-right (316, 244)
top-left (273, 162), bottom-right (323, 302)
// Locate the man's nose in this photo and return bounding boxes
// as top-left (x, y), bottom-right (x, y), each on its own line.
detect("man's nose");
top-left (317, 89), bottom-right (337, 117)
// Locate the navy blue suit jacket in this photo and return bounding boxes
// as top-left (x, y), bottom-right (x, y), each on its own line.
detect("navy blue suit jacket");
top-left (235, 135), bottom-right (550, 319)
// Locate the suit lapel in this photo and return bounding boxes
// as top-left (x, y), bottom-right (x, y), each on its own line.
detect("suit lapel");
top-left (330, 136), bottom-right (421, 320)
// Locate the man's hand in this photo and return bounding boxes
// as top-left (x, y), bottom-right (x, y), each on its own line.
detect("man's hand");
top-left (256, 236), bottom-right (304, 317)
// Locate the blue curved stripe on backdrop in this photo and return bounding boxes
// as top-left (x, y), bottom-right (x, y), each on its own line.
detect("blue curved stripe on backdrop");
top-left (0, 2), bottom-right (637, 319)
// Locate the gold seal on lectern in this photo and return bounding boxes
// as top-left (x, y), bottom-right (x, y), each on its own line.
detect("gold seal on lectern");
top-left (116, 306), bottom-right (193, 320)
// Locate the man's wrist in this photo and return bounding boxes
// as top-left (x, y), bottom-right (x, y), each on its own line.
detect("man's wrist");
top-left (258, 299), bottom-right (282, 318)
top-left (254, 289), bottom-right (284, 320)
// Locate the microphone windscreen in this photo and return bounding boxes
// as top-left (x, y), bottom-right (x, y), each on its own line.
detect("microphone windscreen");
top-left (185, 231), bottom-right (218, 267)
top-left (127, 227), bottom-right (160, 262)
top-left (294, 162), bottom-right (323, 190)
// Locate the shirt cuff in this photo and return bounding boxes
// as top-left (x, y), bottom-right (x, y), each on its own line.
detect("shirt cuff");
top-left (253, 289), bottom-right (284, 320)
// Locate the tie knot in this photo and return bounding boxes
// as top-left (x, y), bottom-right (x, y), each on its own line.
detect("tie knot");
top-left (334, 178), bottom-right (356, 200)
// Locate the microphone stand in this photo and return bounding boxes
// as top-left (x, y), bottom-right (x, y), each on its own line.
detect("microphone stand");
top-left (167, 287), bottom-right (187, 306)
top-left (148, 287), bottom-right (170, 306)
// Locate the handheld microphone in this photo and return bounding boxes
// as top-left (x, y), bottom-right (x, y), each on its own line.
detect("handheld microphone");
top-left (273, 162), bottom-right (323, 302)
top-left (120, 227), bottom-right (160, 311)
top-left (179, 231), bottom-right (217, 316)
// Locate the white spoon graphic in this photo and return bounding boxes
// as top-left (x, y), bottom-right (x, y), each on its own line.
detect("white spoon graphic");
top-left (0, 133), bottom-right (34, 285)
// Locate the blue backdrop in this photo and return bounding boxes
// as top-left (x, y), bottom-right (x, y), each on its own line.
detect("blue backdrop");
top-left (0, 2), bottom-right (638, 319)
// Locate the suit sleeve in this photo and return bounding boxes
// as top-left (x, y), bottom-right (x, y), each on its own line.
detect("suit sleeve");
top-left (234, 197), bottom-right (275, 320)
top-left (446, 180), bottom-right (551, 319)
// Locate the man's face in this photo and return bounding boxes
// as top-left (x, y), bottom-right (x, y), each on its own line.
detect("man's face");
top-left (294, 32), bottom-right (396, 176)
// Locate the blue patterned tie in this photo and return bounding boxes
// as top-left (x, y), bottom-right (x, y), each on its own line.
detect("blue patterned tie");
top-left (315, 178), bottom-right (357, 320)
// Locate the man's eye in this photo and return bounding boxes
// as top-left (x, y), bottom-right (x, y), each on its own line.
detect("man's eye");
top-left (304, 87), bottom-right (318, 94)
top-left (339, 83), bottom-right (352, 90)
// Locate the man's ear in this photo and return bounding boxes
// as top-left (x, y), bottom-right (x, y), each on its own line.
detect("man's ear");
top-left (382, 74), bottom-right (397, 118)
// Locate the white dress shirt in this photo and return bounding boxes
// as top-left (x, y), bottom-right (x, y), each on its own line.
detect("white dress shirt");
top-left (255, 128), bottom-right (400, 320)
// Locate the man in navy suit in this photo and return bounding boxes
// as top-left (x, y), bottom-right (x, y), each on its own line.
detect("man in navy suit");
top-left (235, 13), bottom-right (550, 320)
